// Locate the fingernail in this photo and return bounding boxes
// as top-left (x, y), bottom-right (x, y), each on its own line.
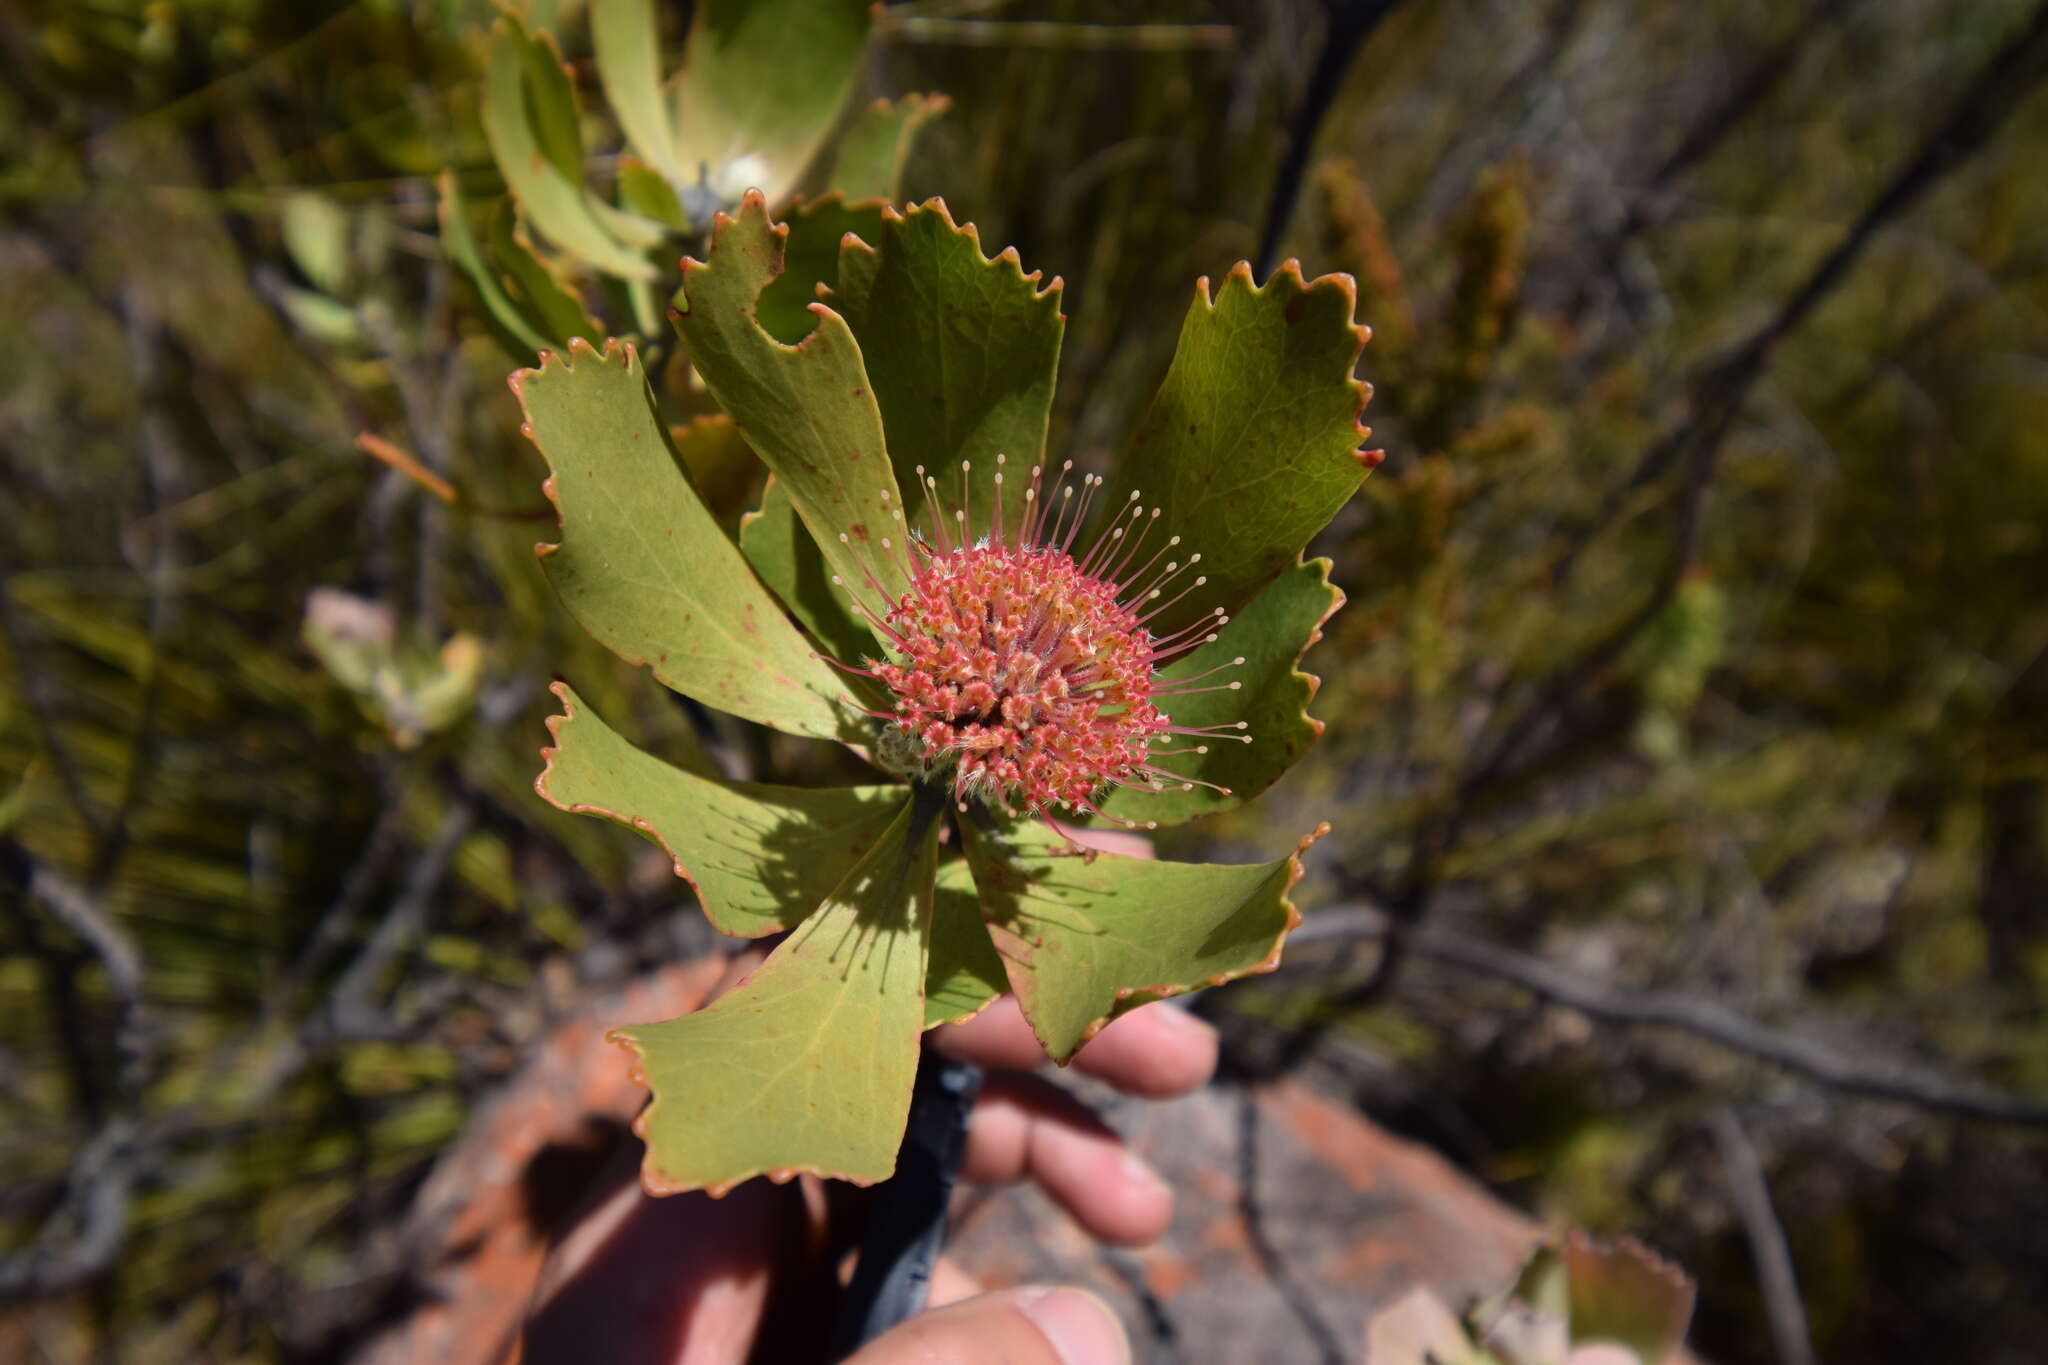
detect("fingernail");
top-left (1014, 1287), bottom-right (1130, 1365)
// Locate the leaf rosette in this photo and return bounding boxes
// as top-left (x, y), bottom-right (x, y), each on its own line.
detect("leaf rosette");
top-left (522, 194), bottom-right (1380, 1195)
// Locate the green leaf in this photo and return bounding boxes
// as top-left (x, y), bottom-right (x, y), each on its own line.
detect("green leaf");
top-left (483, 16), bottom-right (660, 283)
top-left (617, 157), bottom-right (689, 232)
top-left (1563, 1235), bottom-right (1696, 1364)
top-left (613, 792), bottom-right (939, 1194)
top-left (670, 412), bottom-right (761, 524)
top-left (275, 285), bottom-right (362, 348)
top-left (487, 202), bottom-right (601, 346)
top-left (591, 0), bottom-right (684, 182)
top-left (281, 191), bottom-right (351, 296)
top-left (825, 94), bottom-right (950, 202)
top-left (739, 477), bottom-right (879, 669)
top-left (672, 191), bottom-right (910, 605)
top-left (536, 683), bottom-right (903, 936)
top-left (925, 858), bottom-right (1006, 1028)
top-left (516, 21), bottom-right (584, 184)
top-left (960, 819), bottom-right (1326, 1063)
top-left (515, 336), bottom-right (856, 741)
top-left (1099, 261), bottom-right (1378, 637)
top-left (755, 195), bottom-right (885, 344)
top-left (833, 198), bottom-right (1064, 541)
top-left (1097, 558), bottom-right (1342, 827)
top-left (438, 173), bottom-right (553, 357)
top-left (671, 0), bottom-right (872, 205)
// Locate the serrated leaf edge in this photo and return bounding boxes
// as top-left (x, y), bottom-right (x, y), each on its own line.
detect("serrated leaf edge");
top-left (514, 333), bottom-right (641, 569)
top-left (1561, 1229), bottom-right (1698, 1358)
top-left (1007, 820), bottom-right (1332, 1063)
top-left (839, 195), bottom-right (1068, 317)
top-left (1093, 557), bottom-right (1345, 829)
top-left (605, 798), bottom-right (938, 1199)
top-left (532, 680), bottom-right (899, 937)
top-left (531, 679), bottom-right (724, 935)
top-left (1190, 257), bottom-right (1386, 472)
top-left (605, 1026), bottom-right (901, 1199)
top-left (1293, 558), bottom-right (1344, 747)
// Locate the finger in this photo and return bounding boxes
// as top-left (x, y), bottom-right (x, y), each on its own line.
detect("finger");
top-left (960, 1073), bottom-right (1173, 1246)
top-left (1063, 828), bottom-right (1155, 860)
top-left (931, 995), bottom-right (1046, 1070)
top-left (1066, 1002), bottom-right (1218, 1098)
top-left (934, 996), bottom-right (1217, 1099)
top-left (926, 1254), bottom-right (984, 1308)
top-left (708, 943), bottom-right (770, 1000)
top-left (842, 1287), bottom-right (1129, 1365)
top-left (524, 1164), bottom-right (795, 1365)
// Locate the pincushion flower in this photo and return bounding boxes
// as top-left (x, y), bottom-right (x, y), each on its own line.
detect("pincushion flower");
top-left (519, 193), bottom-right (1379, 1196)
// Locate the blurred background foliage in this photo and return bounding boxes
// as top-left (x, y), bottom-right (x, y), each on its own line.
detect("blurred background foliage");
top-left (4, 1), bottom-right (2048, 1361)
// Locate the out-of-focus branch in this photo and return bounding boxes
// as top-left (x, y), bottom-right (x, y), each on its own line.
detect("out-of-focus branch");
top-left (1255, 0), bottom-right (1409, 279)
top-left (1360, 2), bottom-right (2048, 1001)
top-left (88, 283), bottom-right (183, 894)
top-left (23, 860), bottom-right (149, 1102)
top-left (321, 797), bottom-right (479, 1043)
top-left (1571, 0), bottom-right (2048, 571)
top-left (0, 848), bottom-right (154, 1304)
top-left (1571, 0), bottom-right (1866, 323)
top-left (0, 1118), bottom-right (142, 1304)
top-left (0, 559), bottom-right (104, 843)
top-left (1709, 1109), bottom-right (1818, 1365)
top-left (1286, 907), bottom-right (2048, 1127)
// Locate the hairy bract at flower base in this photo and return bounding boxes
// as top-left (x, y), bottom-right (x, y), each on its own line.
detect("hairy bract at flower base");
top-left (521, 192), bottom-right (1380, 1197)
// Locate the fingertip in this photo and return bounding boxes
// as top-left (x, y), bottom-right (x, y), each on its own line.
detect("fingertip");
top-left (1013, 1287), bottom-right (1132, 1365)
top-left (935, 997), bottom-right (1220, 1102)
top-left (933, 996), bottom-right (1047, 1071)
top-left (1073, 1003), bottom-right (1217, 1098)
top-left (964, 1078), bottom-right (1174, 1246)
top-left (843, 1287), bottom-right (1130, 1365)
top-left (1101, 1148), bottom-right (1174, 1246)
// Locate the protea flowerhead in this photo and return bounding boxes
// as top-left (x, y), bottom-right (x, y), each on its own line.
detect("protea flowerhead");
top-left (520, 192), bottom-right (1380, 1197)
top-left (830, 456), bottom-right (1256, 833)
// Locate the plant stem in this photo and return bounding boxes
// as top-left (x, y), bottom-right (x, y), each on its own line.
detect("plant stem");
top-left (829, 1050), bottom-right (985, 1357)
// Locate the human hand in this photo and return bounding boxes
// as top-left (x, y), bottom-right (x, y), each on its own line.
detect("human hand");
top-left (523, 973), bottom-right (1216, 1365)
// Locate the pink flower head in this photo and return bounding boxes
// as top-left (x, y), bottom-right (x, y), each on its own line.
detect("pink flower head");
top-left (828, 456), bottom-right (1251, 831)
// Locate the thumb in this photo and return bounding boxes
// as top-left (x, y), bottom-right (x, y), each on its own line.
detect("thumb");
top-left (842, 1286), bottom-right (1130, 1365)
